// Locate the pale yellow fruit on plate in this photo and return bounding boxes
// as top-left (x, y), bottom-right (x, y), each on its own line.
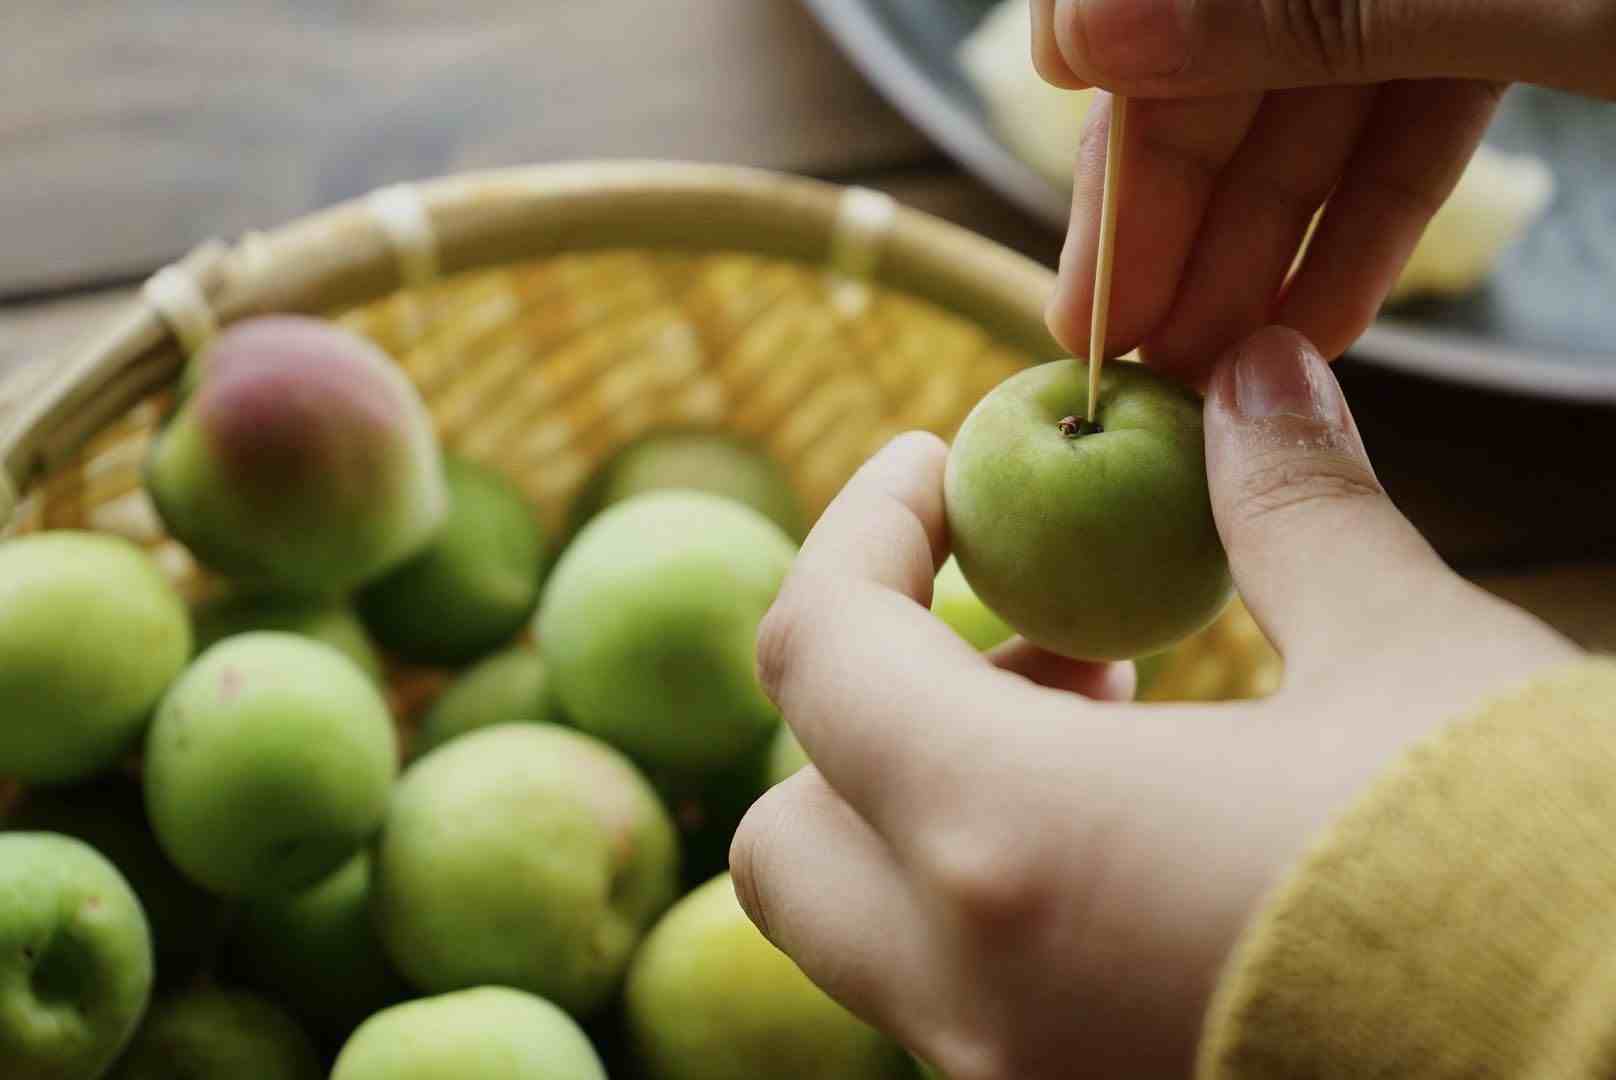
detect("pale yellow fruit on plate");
top-left (1384, 143), bottom-right (1555, 302)
top-left (958, 0), bottom-right (1095, 188)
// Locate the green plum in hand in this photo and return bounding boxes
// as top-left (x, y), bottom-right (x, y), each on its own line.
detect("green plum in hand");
top-left (332, 987), bottom-right (605, 1080)
top-left (945, 359), bottom-right (1231, 660)
top-left (145, 315), bottom-right (447, 594)
top-left (0, 531), bottom-right (190, 784)
top-left (539, 491), bottom-right (795, 779)
top-left (109, 988), bottom-right (321, 1080)
top-left (0, 833), bottom-right (152, 1079)
top-left (359, 455), bottom-right (549, 665)
top-left (144, 633), bottom-right (397, 898)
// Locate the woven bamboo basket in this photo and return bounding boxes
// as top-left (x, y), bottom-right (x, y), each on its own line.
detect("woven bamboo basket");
top-left (0, 160), bottom-right (1277, 705)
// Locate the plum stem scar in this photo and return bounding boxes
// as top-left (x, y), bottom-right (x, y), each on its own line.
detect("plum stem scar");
top-left (1087, 94), bottom-right (1128, 424)
top-left (1058, 415), bottom-right (1104, 439)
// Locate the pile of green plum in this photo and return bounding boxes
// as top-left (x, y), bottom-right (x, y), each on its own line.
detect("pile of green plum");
top-left (0, 315), bottom-right (1026, 1079)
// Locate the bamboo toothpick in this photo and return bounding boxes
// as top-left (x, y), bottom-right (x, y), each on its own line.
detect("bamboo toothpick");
top-left (1086, 94), bottom-right (1129, 424)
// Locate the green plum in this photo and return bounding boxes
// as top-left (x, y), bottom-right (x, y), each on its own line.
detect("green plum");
top-left (571, 429), bottom-right (805, 540)
top-left (108, 988), bottom-right (321, 1080)
top-left (145, 315), bottom-right (447, 594)
top-left (945, 359), bottom-right (1231, 660)
top-left (358, 455), bottom-right (549, 665)
top-left (626, 874), bottom-right (912, 1080)
top-left (223, 853), bottom-right (409, 1041)
top-left (373, 724), bottom-right (678, 1016)
top-left (413, 646), bottom-right (564, 760)
top-left (538, 491), bottom-right (795, 779)
top-left (930, 555), bottom-right (1013, 651)
top-left (144, 633), bottom-right (398, 898)
top-left (331, 987), bottom-right (606, 1080)
top-left (0, 531), bottom-right (190, 784)
top-left (192, 590), bottom-right (382, 683)
top-left (8, 778), bottom-right (220, 988)
top-left (0, 833), bottom-right (152, 1079)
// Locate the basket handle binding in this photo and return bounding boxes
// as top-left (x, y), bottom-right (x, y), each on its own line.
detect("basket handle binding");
top-left (0, 161), bottom-right (1059, 531)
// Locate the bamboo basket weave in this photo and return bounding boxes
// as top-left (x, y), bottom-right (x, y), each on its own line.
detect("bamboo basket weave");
top-left (0, 160), bottom-right (1276, 701)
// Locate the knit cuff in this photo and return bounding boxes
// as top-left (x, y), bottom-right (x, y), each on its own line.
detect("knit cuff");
top-left (1199, 659), bottom-right (1616, 1079)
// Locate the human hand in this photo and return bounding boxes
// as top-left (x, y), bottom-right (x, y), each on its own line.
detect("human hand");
top-left (730, 326), bottom-right (1581, 1078)
top-left (1031, 0), bottom-right (1616, 385)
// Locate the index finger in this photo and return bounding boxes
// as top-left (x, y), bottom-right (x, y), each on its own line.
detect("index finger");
top-left (756, 432), bottom-right (1054, 842)
top-left (1047, 92), bottom-right (1262, 362)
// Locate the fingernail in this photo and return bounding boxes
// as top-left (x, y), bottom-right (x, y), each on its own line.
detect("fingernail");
top-left (1232, 327), bottom-right (1348, 427)
top-left (1077, 0), bottom-right (1189, 79)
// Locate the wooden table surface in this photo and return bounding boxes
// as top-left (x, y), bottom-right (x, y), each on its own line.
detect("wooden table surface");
top-left (1, 1), bottom-right (1612, 650)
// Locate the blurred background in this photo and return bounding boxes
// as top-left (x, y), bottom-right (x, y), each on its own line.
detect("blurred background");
top-left (1, 0), bottom-right (1613, 647)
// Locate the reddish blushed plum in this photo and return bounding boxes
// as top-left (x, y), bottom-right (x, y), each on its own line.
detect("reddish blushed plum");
top-left (145, 316), bottom-right (447, 595)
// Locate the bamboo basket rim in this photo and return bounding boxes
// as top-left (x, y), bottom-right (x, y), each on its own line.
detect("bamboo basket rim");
top-left (0, 159), bottom-right (1062, 530)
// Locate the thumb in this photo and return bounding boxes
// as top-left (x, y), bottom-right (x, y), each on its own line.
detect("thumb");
top-left (1048, 0), bottom-right (1616, 98)
top-left (1202, 326), bottom-right (1448, 675)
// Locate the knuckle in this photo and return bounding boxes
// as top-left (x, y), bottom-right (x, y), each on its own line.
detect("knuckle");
top-left (1135, 121), bottom-right (1231, 186)
top-left (1232, 448), bottom-right (1382, 527)
top-left (920, 828), bottom-right (1049, 928)
top-left (1264, 0), bottom-right (1373, 79)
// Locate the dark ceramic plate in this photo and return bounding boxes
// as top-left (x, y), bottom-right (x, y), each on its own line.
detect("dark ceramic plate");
top-left (804, 0), bottom-right (1616, 401)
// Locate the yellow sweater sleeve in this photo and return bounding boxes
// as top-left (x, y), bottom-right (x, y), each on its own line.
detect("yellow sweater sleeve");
top-left (1199, 659), bottom-right (1616, 1078)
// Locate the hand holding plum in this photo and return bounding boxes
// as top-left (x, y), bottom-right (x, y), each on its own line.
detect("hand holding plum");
top-left (730, 326), bottom-right (1581, 1078)
top-left (1032, 0), bottom-right (1616, 385)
